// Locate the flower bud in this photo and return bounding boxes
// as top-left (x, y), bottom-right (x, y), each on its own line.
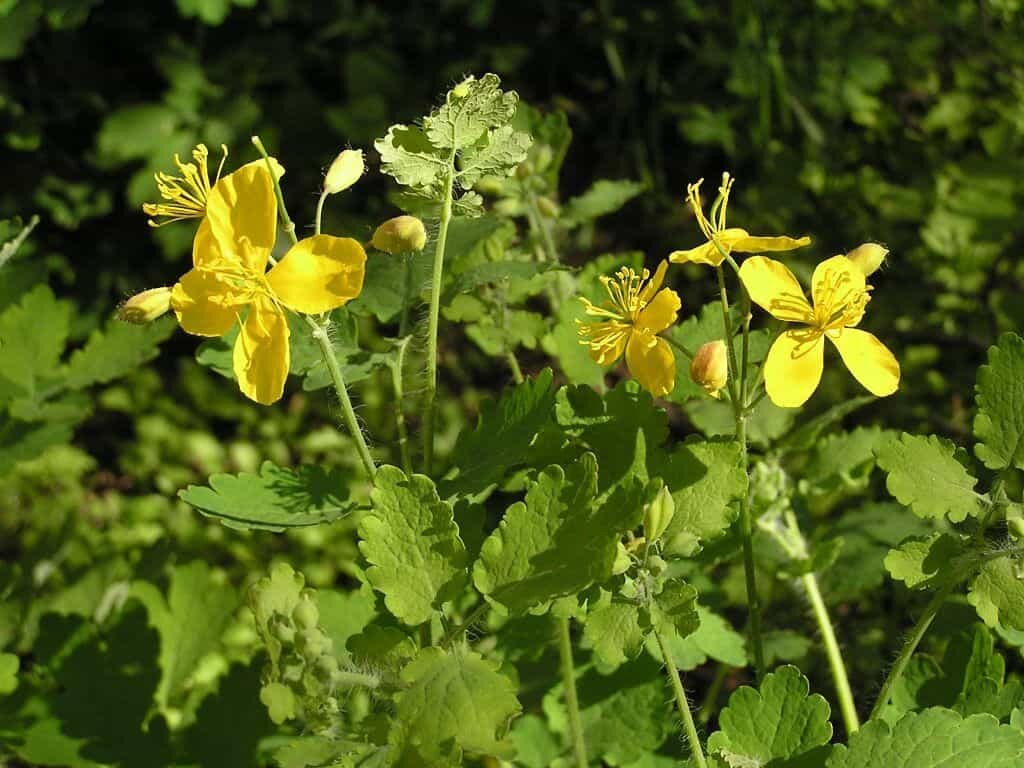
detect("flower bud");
top-left (690, 340), bottom-right (729, 398)
top-left (643, 485), bottom-right (676, 545)
top-left (371, 215), bottom-right (427, 254)
top-left (536, 196), bottom-right (560, 218)
top-left (118, 287), bottom-right (172, 324)
top-left (323, 149), bottom-right (364, 194)
top-left (846, 243), bottom-right (887, 276)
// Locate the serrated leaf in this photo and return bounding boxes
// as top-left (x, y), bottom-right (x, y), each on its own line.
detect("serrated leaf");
top-left (359, 465), bottom-right (467, 625)
top-left (392, 647), bottom-right (521, 763)
top-left (875, 433), bottom-right (984, 523)
top-left (650, 578), bottom-right (699, 641)
top-left (473, 453), bottom-right (639, 615)
top-left (650, 604), bottom-right (747, 671)
top-left (0, 284), bottom-right (70, 400)
top-left (374, 123), bottom-right (448, 191)
top-left (974, 333), bottom-right (1024, 471)
top-left (457, 124), bottom-right (532, 186)
top-left (443, 368), bottom-right (556, 497)
top-left (0, 651), bottom-right (18, 694)
top-left (179, 461), bottom-right (355, 531)
top-left (562, 179), bottom-right (645, 226)
top-left (652, 440), bottom-right (746, 555)
top-left (885, 533), bottom-right (966, 589)
top-left (424, 73), bottom-right (519, 150)
top-left (584, 600), bottom-right (645, 666)
top-left (64, 317), bottom-right (174, 389)
top-left (826, 708), bottom-right (1024, 767)
top-left (968, 556), bottom-right (1024, 632)
top-left (707, 665), bottom-right (833, 766)
top-left (129, 561), bottom-right (237, 711)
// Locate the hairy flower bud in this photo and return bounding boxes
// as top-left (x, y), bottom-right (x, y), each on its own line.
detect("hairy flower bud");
top-left (371, 215), bottom-right (427, 254)
top-left (323, 149), bottom-right (364, 194)
top-left (118, 287), bottom-right (172, 324)
top-left (643, 485), bottom-right (676, 545)
top-left (846, 242), bottom-right (888, 276)
top-left (690, 340), bottom-right (729, 398)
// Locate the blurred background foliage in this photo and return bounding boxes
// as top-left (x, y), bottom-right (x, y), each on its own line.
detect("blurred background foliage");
top-left (2, 0), bottom-right (1024, 764)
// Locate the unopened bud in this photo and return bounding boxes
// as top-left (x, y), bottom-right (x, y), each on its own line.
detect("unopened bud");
top-left (324, 149), bottom-right (364, 194)
top-left (643, 485), bottom-right (676, 545)
top-left (515, 159), bottom-right (535, 179)
top-left (371, 215), bottom-right (427, 254)
top-left (534, 145), bottom-right (553, 172)
top-left (690, 340), bottom-right (729, 398)
top-left (536, 196), bottom-right (560, 218)
top-left (118, 287), bottom-right (172, 324)
top-left (846, 243), bottom-right (888, 276)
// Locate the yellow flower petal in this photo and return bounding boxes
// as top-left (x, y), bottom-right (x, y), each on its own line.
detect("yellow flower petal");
top-left (669, 240), bottom-right (724, 267)
top-left (811, 255), bottom-right (867, 328)
top-left (267, 235), bottom-right (367, 315)
top-left (625, 331), bottom-right (676, 397)
top-left (638, 260), bottom-right (669, 304)
top-left (739, 256), bottom-right (814, 323)
top-left (730, 234), bottom-right (811, 253)
top-left (170, 268), bottom-right (241, 337)
top-left (191, 217), bottom-right (227, 268)
top-left (205, 158), bottom-right (282, 272)
top-left (637, 288), bottom-right (681, 335)
top-left (232, 298), bottom-right (290, 405)
top-left (764, 329), bottom-right (824, 407)
top-left (828, 327), bottom-right (900, 397)
top-left (578, 319), bottom-right (630, 366)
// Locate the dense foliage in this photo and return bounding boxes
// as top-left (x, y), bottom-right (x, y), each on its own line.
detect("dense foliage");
top-left (3, 1), bottom-right (1024, 766)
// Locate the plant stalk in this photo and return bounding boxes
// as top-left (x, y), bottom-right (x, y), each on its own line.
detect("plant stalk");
top-left (422, 152), bottom-right (456, 475)
top-left (653, 627), bottom-right (707, 768)
top-left (558, 618), bottom-right (588, 768)
top-left (801, 572), bottom-right (859, 733)
top-left (390, 337), bottom-right (413, 474)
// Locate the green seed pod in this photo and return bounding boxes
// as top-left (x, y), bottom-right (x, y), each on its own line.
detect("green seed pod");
top-left (643, 485), bottom-right (676, 545)
top-left (371, 215), bottom-right (427, 254)
top-left (292, 598), bottom-right (319, 631)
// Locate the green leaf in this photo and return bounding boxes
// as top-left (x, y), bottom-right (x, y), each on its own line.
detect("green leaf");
top-left (375, 123), bottom-right (448, 192)
top-left (129, 561), bottom-right (237, 711)
top-left (473, 453), bottom-right (638, 615)
top-left (64, 317), bottom-right (174, 390)
top-left (0, 214), bottom-right (38, 272)
top-left (650, 578), bottom-right (699, 641)
top-left (359, 465), bottom-right (468, 625)
top-left (652, 439), bottom-right (746, 555)
top-left (826, 708), bottom-right (1024, 767)
top-left (510, 714), bottom-right (562, 768)
top-left (875, 433), bottom-right (984, 523)
top-left (391, 647), bottom-right (520, 763)
top-left (707, 665), bottom-right (833, 766)
top-left (424, 73), bottom-right (519, 150)
top-left (968, 557), bottom-right (1024, 632)
top-left (885, 534), bottom-right (966, 589)
top-left (650, 604), bottom-right (747, 671)
top-left (0, 651), bottom-right (18, 694)
top-left (179, 461), bottom-right (355, 531)
top-left (562, 179), bottom-right (645, 226)
top-left (443, 368), bottom-right (556, 497)
top-left (584, 600), bottom-right (645, 666)
top-left (0, 284), bottom-right (70, 401)
top-left (457, 124), bottom-right (532, 187)
top-left (974, 333), bottom-right (1024, 471)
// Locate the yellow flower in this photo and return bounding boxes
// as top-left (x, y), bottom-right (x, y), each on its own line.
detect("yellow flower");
top-left (143, 144), bottom-right (226, 227)
top-left (577, 261), bottom-right (681, 397)
top-left (169, 156), bottom-right (366, 405)
top-left (670, 173), bottom-right (811, 267)
top-left (739, 254), bottom-right (900, 408)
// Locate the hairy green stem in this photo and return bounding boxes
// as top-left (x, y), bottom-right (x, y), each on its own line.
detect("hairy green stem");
top-left (654, 627), bottom-right (707, 768)
top-left (869, 581), bottom-right (954, 721)
top-left (390, 337), bottom-right (413, 475)
top-left (422, 151), bottom-right (456, 474)
top-left (802, 572), bottom-right (859, 733)
top-left (314, 189), bottom-right (329, 236)
top-left (399, 253), bottom-right (414, 339)
top-left (558, 618), bottom-right (588, 768)
top-left (335, 669), bottom-right (381, 690)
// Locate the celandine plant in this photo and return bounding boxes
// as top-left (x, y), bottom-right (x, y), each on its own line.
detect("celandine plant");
top-left (111, 75), bottom-right (1024, 767)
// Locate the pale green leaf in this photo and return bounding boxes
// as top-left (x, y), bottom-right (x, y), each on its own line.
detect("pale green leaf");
top-left (359, 465), bottom-right (468, 625)
top-left (826, 708), bottom-right (1024, 768)
top-left (562, 179), bottom-right (645, 226)
top-left (392, 647), bottom-right (521, 763)
top-left (875, 433), bottom-right (984, 523)
top-left (179, 461), bottom-right (355, 531)
top-left (974, 333), bottom-right (1024, 471)
top-left (0, 284), bottom-right (70, 399)
top-left (707, 665), bottom-right (833, 766)
top-left (424, 73), bottom-right (519, 150)
top-left (650, 578), bottom-right (699, 642)
top-left (64, 317), bottom-right (174, 389)
top-left (457, 124), bottom-right (532, 186)
top-left (968, 557), bottom-right (1024, 632)
top-left (0, 651), bottom-right (18, 694)
top-left (374, 123), bottom-right (447, 191)
top-left (650, 604), bottom-right (747, 671)
top-left (584, 600), bottom-right (645, 666)
top-left (885, 533), bottom-right (966, 589)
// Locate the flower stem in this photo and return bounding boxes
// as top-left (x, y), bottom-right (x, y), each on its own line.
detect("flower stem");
top-left (251, 135), bottom-right (298, 246)
top-left (698, 663), bottom-right (730, 726)
top-left (310, 321), bottom-right (376, 479)
top-left (868, 581), bottom-right (953, 721)
top-left (653, 627), bottom-right (707, 768)
top-left (506, 351), bottom-right (524, 384)
top-left (557, 618), bottom-right (588, 768)
top-left (314, 190), bottom-right (329, 236)
top-left (422, 151), bottom-right (456, 475)
top-left (390, 337), bottom-right (413, 475)
top-left (801, 572), bottom-right (859, 733)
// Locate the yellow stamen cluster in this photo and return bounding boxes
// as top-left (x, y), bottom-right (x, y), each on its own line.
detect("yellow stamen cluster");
top-left (143, 144), bottom-right (227, 227)
top-left (814, 264), bottom-right (871, 333)
top-left (687, 172), bottom-right (734, 242)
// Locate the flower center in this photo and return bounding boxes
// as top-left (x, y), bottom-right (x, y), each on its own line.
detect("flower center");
top-left (143, 144), bottom-right (228, 227)
top-left (813, 267), bottom-right (870, 331)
